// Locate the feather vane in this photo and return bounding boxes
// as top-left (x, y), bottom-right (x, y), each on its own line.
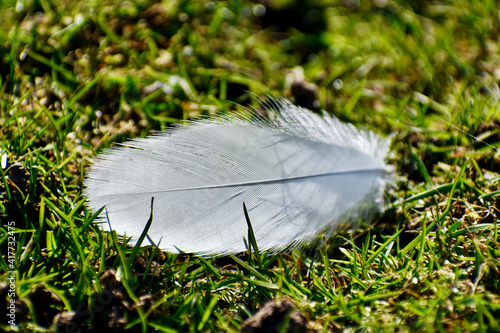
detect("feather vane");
top-left (84, 98), bottom-right (391, 255)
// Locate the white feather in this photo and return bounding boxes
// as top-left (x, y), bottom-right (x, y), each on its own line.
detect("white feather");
top-left (84, 98), bottom-right (392, 255)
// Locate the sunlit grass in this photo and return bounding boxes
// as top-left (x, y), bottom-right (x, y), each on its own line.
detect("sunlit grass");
top-left (1, 0), bottom-right (499, 331)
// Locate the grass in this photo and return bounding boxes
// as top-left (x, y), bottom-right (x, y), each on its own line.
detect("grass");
top-left (1, 0), bottom-right (500, 331)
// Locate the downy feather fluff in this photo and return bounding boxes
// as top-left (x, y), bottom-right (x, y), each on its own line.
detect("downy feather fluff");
top-left (84, 98), bottom-right (392, 256)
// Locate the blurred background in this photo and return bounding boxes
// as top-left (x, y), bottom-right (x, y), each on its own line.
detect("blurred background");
top-left (2, 0), bottom-right (498, 140)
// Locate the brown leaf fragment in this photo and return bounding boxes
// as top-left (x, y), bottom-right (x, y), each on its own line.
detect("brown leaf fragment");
top-left (242, 298), bottom-right (308, 333)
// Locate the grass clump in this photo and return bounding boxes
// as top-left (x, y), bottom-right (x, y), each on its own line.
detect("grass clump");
top-left (1, 0), bottom-right (500, 332)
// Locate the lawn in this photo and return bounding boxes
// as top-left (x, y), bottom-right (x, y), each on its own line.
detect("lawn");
top-left (1, 0), bottom-right (500, 332)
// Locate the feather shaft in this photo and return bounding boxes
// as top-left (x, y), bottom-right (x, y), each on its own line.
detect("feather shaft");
top-left (92, 167), bottom-right (383, 195)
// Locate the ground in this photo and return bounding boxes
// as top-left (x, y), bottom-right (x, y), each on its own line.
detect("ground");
top-left (1, 0), bottom-right (499, 332)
